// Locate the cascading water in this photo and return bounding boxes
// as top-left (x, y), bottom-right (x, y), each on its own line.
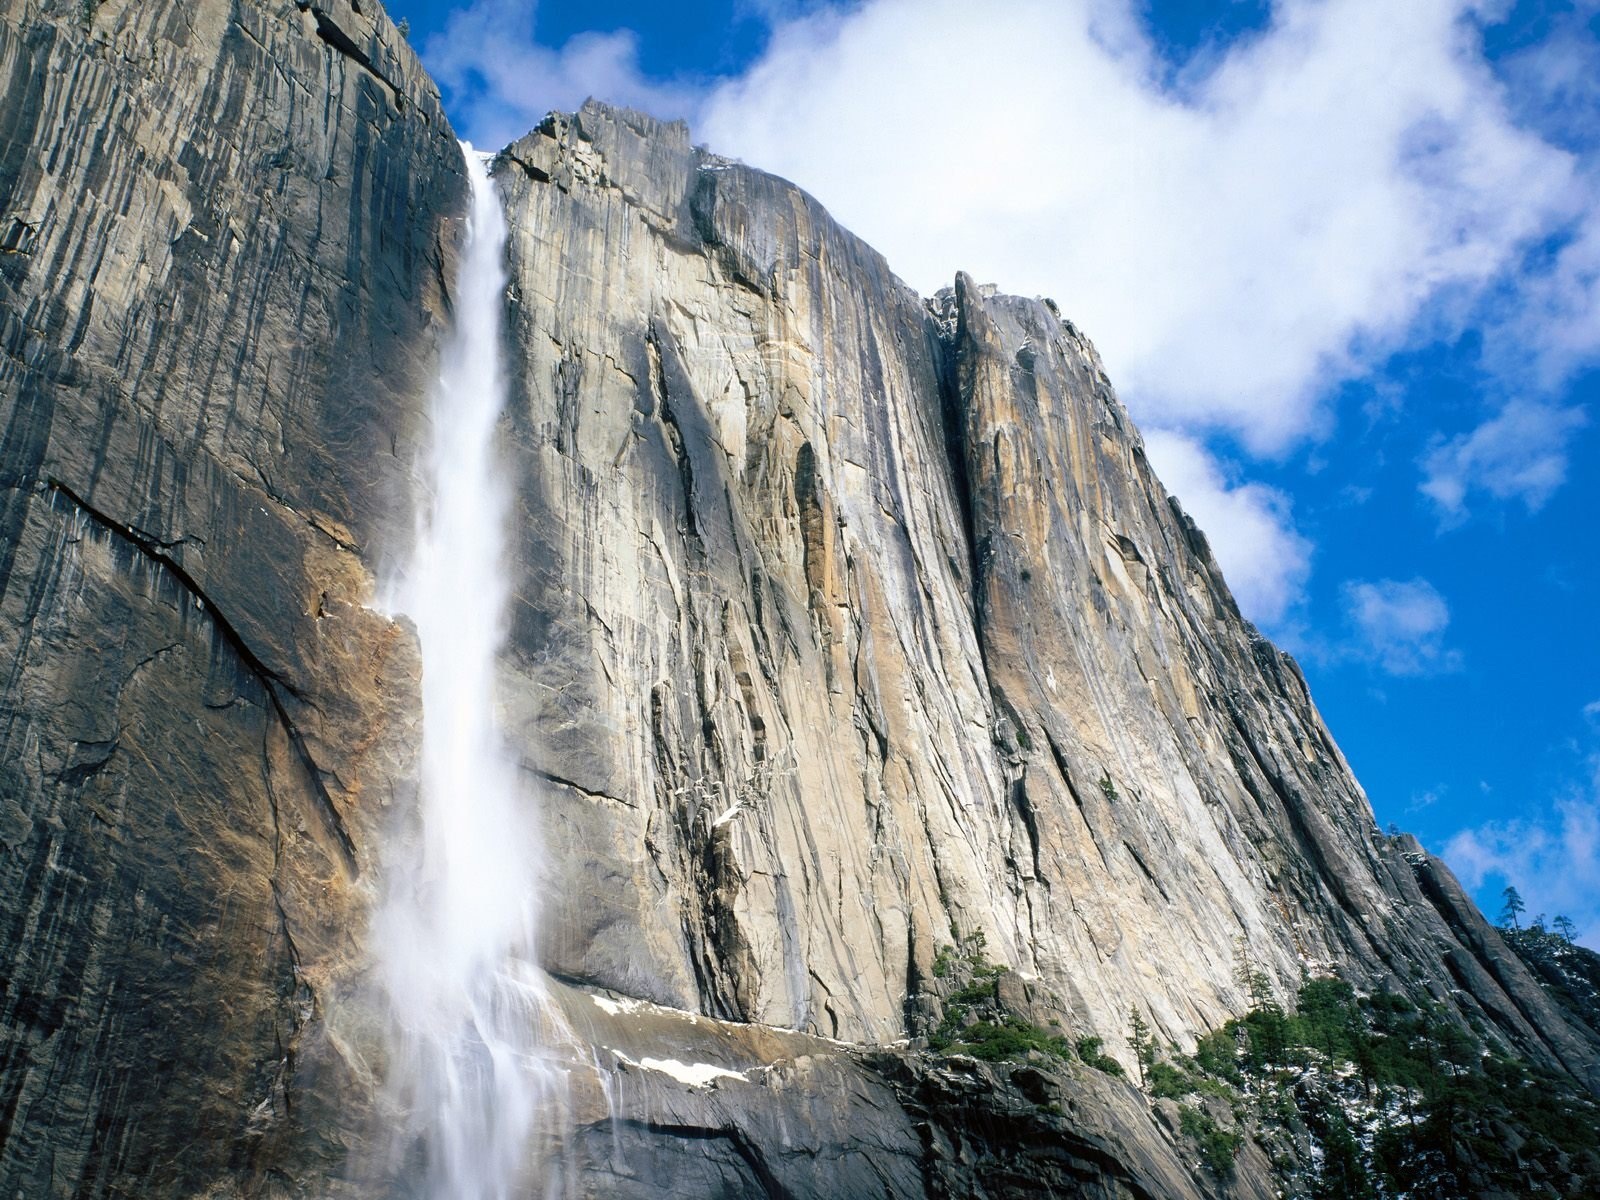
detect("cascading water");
top-left (375, 142), bottom-right (566, 1200)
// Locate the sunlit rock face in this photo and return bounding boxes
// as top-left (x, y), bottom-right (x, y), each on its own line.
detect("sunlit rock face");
top-left (2, 1), bottom-right (1599, 1197)
top-left (492, 102), bottom-right (1598, 1084)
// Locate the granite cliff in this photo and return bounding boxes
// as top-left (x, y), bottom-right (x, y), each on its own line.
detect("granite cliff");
top-left (1, 1), bottom-right (1596, 1197)
top-left (0, 0), bottom-right (458, 1191)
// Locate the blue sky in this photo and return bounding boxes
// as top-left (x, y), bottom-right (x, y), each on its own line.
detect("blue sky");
top-left (387, 0), bottom-right (1600, 946)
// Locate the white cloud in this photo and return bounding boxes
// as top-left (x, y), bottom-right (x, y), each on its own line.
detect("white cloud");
top-left (1409, 786), bottom-right (1444, 813)
top-left (1340, 577), bottom-right (1459, 675)
top-left (1496, 2), bottom-right (1600, 154)
top-left (1506, 209), bottom-right (1600, 387)
top-left (1445, 776), bottom-right (1600, 951)
top-left (698, 0), bottom-right (1583, 453)
top-left (1143, 430), bottom-right (1311, 625)
top-left (421, 1), bottom-right (699, 152)
top-left (1419, 399), bottom-right (1588, 524)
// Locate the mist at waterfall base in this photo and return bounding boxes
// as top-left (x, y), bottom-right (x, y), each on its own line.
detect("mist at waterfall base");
top-left (372, 143), bottom-right (567, 1200)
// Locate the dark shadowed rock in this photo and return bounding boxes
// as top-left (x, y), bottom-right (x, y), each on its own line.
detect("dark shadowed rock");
top-left (0, 0), bottom-right (459, 1193)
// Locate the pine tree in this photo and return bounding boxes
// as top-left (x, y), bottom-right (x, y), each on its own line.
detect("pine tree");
top-left (1235, 955), bottom-right (1279, 1014)
top-left (1500, 885), bottom-right (1525, 930)
top-left (1128, 1007), bottom-right (1156, 1088)
top-left (1553, 915), bottom-right (1578, 942)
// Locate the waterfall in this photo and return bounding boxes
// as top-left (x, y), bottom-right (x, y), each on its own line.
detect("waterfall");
top-left (375, 142), bottom-right (564, 1200)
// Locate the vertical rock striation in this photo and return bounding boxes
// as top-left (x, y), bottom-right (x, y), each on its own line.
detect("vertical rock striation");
top-left (0, 0), bottom-right (1595, 1190)
top-left (0, 0), bottom-right (459, 1193)
top-left (493, 102), bottom-right (1599, 1092)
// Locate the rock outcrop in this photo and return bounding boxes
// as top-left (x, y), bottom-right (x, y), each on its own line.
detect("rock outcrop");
top-left (0, 0), bottom-right (459, 1194)
top-left (526, 979), bottom-right (1225, 1200)
top-left (1, 2), bottom-right (1597, 1197)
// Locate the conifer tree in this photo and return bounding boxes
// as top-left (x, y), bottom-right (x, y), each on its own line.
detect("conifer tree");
top-left (1499, 885), bottom-right (1525, 930)
top-left (1128, 1007), bottom-right (1156, 1088)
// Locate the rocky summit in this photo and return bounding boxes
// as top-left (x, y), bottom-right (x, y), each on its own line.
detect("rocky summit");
top-left (2, 2), bottom-right (1597, 1198)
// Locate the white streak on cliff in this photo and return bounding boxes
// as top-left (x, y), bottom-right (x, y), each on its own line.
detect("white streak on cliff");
top-left (375, 142), bottom-right (565, 1200)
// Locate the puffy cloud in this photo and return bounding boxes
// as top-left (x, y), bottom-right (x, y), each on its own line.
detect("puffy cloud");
top-left (421, 1), bottom-right (698, 152)
top-left (1445, 779), bottom-right (1600, 951)
top-left (1419, 400), bottom-right (1588, 524)
top-left (1340, 577), bottom-right (1460, 676)
top-left (1143, 431), bottom-right (1311, 624)
top-left (698, 0), bottom-right (1583, 453)
top-left (1506, 211), bottom-right (1600, 388)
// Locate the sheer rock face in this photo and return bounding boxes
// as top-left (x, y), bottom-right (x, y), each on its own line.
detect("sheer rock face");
top-left (494, 102), bottom-right (1599, 1088)
top-left (0, 0), bottom-right (458, 1194)
top-left (2, 0), bottom-right (1598, 1194)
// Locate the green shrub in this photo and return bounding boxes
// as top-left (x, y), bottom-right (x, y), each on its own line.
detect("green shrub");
top-left (1290, 976), bottom-right (1363, 1061)
top-left (1179, 1104), bottom-right (1240, 1176)
top-left (1075, 1036), bottom-right (1126, 1077)
top-left (926, 931), bottom-right (1074, 1066)
top-left (1147, 1060), bottom-right (1193, 1099)
top-left (941, 1017), bottom-right (1073, 1063)
top-left (1193, 1027), bottom-right (1242, 1082)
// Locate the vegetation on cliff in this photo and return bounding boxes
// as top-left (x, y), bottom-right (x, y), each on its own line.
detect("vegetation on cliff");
top-left (926, 930), bottom-right (1077, 1064)
top-left (926, 930), bottom-right (1126, 1074)
top-left (1127, 963), bottom-right (1600, 1197)
top-left (917, 905), bottom-right (1600, 1196)
top-left (1500, 918), bottom-right (1600, 1037)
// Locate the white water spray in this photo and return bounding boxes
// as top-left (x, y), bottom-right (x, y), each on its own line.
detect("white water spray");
top-left (376, 143), bottom-right (564, 1200)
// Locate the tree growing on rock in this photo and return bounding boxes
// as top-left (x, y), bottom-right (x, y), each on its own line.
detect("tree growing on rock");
top-left (1500, 886), bottom-right (1525, 930)
top-left (1128, 1007), bottom-right (1156, 1088)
